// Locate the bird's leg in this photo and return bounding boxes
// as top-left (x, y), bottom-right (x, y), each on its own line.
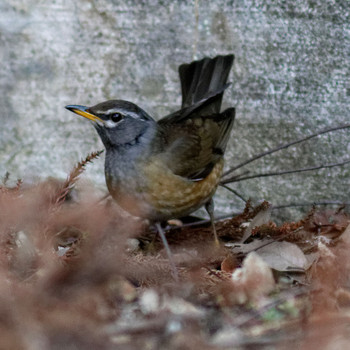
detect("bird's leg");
top-left (155, 222), bottom-right (179, 282)
top-left (205, 199), bottom-right (219, 246)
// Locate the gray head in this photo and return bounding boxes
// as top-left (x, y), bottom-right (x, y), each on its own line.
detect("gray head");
top-left (65, 100), bottom-right (156, 149)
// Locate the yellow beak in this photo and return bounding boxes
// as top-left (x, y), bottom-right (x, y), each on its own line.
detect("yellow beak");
top-left (65, 105), bottom-right (103, 123)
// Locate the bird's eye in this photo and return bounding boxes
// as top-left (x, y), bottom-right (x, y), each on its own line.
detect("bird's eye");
top-left (110, 113), bottom-right (123, 123)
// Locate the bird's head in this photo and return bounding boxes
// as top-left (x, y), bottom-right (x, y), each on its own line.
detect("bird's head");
top-left (65, 100), bottom-right (155, 148)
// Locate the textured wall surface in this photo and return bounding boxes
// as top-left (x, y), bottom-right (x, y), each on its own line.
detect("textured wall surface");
top-left (1, 0), bottom-right (349, 219)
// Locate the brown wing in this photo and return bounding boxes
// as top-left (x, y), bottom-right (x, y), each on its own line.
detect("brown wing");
top-left (155, 108), bottom-right (235, 180)
top-left (155, 55), bottom-right (235, 180)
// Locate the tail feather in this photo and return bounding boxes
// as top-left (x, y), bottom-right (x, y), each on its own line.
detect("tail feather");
top-left (179, 54), bottom-right (234, 111)
top-left (159, 54), bottom-right (234, 125)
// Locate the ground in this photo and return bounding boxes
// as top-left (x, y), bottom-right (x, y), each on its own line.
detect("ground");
top-left (0, 154), bottom-right (349, 350)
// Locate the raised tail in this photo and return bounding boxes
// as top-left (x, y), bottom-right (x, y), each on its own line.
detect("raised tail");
top-left (179, 54), bottom-right (234, 112)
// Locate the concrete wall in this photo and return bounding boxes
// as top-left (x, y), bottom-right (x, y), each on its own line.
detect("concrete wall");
top-left (1, 0), bottom-right (349, 219)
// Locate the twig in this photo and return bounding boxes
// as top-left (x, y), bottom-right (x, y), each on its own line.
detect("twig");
top-left (175, 201), bottom-right (350, 230)
top-left (54, 150), bottom-right (104, 206)
top-left (222, 123), bottom-right (350, 178)
top-left (222, 170), bottom-right (250, 182)
top-left (220, 183), bottom-right (247, 203)
top-left (220, 184), bottom-right (247, 202)
top-left (221, 159), bottom-right (350, 184)
top-left (273, 201), bottom-right (350, 209)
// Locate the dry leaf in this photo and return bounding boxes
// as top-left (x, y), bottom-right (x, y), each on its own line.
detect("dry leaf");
top-left (255, 241), bottom-right (309, 272)
top-left (240, 204), bottom-right (272, 242)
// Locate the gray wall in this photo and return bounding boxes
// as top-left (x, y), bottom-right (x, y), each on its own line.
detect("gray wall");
top-left (1, 0), bottom-right (349, 219)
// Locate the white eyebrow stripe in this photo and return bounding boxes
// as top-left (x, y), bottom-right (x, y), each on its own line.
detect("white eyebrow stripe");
top-left (93, 108), bottom-right (142, 120)
top-left (94, 109), bottom-right (118, 115)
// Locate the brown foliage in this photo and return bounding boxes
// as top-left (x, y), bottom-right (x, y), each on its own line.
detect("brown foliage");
top-left (0, 154), bottom-right (349, 349)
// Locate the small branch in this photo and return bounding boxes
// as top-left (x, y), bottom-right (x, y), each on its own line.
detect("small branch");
top-left (183, 201), bottom-right (350, 227)
top-left (222, 123), bottom-right (350, 177)
top-left (222, 170), bottom-right (250, 182)
top-left (273, 201), bottom-right (350, 210)
top-left (221, 159), bottom-right (350, 184)
top-left (220, 184), bottom-right (247, 202)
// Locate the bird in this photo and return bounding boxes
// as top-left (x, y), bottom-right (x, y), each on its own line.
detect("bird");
top-left (65, 54), bottom-right (235, 279)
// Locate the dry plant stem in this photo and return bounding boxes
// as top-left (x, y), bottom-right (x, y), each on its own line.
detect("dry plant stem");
top-left (43, 150), bottom-right (104, 237)
top-left (220, 184), bottom-right (247, 202)
top-left (176, 201), bottom-right (348, 231)
top-left (155, 222), bottom-right (179, 282)
top-left (222, 123), bottom-right (350, 178)
top-left (273, 201), bottom-right (350, 209)
top-left (221, 159), bottom-right (350, 184)
top-left (223, 170), bottom-right (250, 181)
top-left (54, 150), bottom-right (104, 207)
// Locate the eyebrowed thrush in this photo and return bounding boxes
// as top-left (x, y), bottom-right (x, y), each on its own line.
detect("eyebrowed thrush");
top-left (65, 54), bottom-right (235, 279)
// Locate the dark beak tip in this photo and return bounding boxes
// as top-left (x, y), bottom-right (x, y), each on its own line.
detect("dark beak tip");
top-left (65, 104), bottom-right (88, 112)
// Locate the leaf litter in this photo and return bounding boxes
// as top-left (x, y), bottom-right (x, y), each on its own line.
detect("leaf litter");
top-left (0, 153), bottom-right (349, 349)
